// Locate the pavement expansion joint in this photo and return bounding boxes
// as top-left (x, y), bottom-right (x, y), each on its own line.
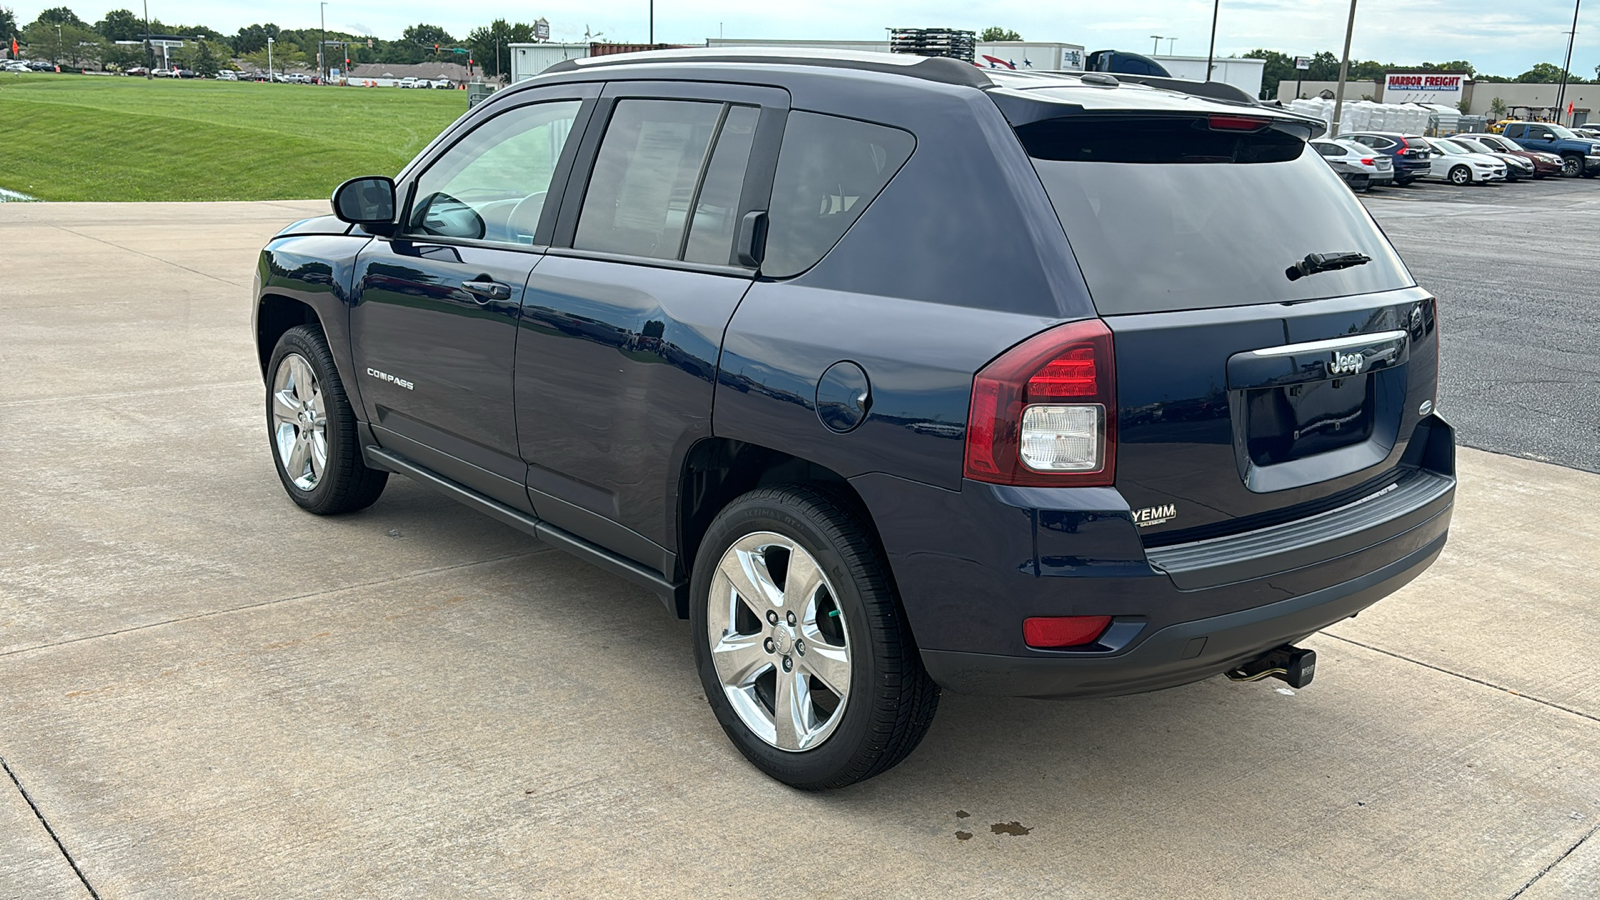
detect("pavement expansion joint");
top-left (0, 548), bottom-right (548, 660)
top-left (1325, 633), bottom-right (1600, 726)
top-left (49, 223), bottom-right (244, 288)
top-left (1, 756), bottom-right (102, 900)
top-left (1505, 821), bottom-right (1600, 900)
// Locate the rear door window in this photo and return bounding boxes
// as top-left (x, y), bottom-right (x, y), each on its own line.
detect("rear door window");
top-left (1021, 115), bottom-right (1414, 315)
top-left (762, 112), bottom-right (915, 278)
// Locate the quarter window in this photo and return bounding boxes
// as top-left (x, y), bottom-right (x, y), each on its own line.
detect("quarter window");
top-left (407, 100), bottom-right (582, 245)
top-left (762, 112), bottom-right (915, 278)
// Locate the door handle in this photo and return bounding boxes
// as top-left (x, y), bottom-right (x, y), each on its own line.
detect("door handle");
top-left (461, 279), bottom-right (512, 302)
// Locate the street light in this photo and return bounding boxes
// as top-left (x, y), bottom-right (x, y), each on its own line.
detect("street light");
top-left (319, 1), bottom-right (327, 83)
top-left (1332, 0), bottom-right (1359, 136)
top-left (1150, 35), bottom-right (1163, 55)
top-left (1167, 37), bottom-right (1177, 55)
top-left (1206, 0), bottom-right (1220, 80)
top-left (267, 36), bottom-right (274, 82)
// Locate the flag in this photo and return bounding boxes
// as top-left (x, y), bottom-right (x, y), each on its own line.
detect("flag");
top-left (1568, 101), bottom-right (1575, 116)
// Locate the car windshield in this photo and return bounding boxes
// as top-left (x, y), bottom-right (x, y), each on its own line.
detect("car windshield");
top-left (1547, 124), bottom-right (1579, 139)
top-left (1432, 140), bottom-right (1468, 156)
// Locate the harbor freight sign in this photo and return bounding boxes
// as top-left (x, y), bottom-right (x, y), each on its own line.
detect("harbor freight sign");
top-left (1385, 72), bottom-right (1467, 103)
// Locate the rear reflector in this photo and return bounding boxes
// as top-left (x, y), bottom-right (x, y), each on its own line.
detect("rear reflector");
top-left (1024, 615), bottom-right (1113, 649)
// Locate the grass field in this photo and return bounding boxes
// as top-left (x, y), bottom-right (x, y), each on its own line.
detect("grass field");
top-left (0, 73), bottom-right (468, 201)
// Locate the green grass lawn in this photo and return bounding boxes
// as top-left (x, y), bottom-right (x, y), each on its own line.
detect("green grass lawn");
top-left (0, 73), bottom-right (468, 201)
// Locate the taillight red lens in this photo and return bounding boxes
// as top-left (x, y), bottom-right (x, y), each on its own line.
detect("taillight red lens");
top-left (1361, 158), bottom-right (1376, 166)
top-left (964, 319), bottom-right (1117, 487)
top-left (1024, 615), bottom-right (1113, 649)
top-left (1208, 114), bottom-right (1270, 132)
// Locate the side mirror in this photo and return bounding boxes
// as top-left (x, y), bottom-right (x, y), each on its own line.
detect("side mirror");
top-left (331, 176), bottom-right (397, 234)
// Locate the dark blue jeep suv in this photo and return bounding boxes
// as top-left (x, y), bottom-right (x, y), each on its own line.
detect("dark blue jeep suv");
top-left (253, 49), bottom-right (1454, 788)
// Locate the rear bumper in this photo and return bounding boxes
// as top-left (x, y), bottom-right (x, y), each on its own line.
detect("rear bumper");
top-left (851, 416), bottom-right (1455, 700)
top-left (920, 531), bottom-right (1444, 698)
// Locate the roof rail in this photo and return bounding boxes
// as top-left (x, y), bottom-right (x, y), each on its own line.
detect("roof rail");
top-left (540, 47), bottom-right (992, 88)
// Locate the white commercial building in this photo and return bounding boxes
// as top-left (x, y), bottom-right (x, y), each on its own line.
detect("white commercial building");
top-left (1149, 55), bottom-right (1265, 98)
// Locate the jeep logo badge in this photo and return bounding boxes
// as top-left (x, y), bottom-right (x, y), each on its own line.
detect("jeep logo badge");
top-left (1329, 350), bottom-right (1366, 376)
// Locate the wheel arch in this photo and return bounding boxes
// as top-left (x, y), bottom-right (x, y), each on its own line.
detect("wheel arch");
top-left (674, 438), bottom-right (891, 616)
top-left (255, 294), bottom-right (320, 379)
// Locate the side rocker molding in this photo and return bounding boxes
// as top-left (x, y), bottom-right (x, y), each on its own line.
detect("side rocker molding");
top-left (363, 446), bottom-right (689, 614)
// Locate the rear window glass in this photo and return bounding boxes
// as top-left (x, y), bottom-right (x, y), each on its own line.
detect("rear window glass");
top-left (1022, 116), bottom-right (1414, 315)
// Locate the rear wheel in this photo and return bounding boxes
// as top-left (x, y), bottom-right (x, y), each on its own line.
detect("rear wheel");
top-left (691, 485), bottom-right (939, 789)
top-left (1448, 165), bottom-right (1471, 186)
top-left (266, 325), bottom-right (387, 514)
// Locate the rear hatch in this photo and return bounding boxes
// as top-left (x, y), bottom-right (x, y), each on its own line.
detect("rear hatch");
top-left (1016, 106), bottom-right (1440, 544)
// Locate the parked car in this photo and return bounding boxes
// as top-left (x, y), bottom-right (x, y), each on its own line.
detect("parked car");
top-left (124, 65), bottom-right (149, 76)
top-left (1437, 136), bottom-right (1534, 181)
top-left (1571, 127), bottom-right (1600, 140)
top-left (1417, 136), bottom-right (1506, 184)
top-left (430, 78), bottom-right (452, 89)
top-left (2, 61), bottom-right (29, 73)
top-left (1500, 121), bottom-right (1600, 177)
top-left (1461, 132), bottom-right (1564, 178)
top-left (215, 70), bottom-right (238, 81)
top-left (1342, 132), bottom-right (1433, 185)
top-left (251, 50), bottom-right (1453, 788)
top-left (1310, 138), bottom-right (1395, 190)
top-left (398, 76), bottom-right (419, 88)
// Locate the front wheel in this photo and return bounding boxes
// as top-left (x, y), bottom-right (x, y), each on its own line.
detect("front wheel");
top-left (1562, 155), bottom-right (1583, 177)
top-left (1448, 165), bottom-right (1472, 186)
top-left (691, 485), bottom-right (939, 789)
top-left (266, 325), bottom-right (387, 514)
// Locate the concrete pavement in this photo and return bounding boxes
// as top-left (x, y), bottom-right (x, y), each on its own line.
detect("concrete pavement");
top-left (1, 201), bottom-right (1597, 898)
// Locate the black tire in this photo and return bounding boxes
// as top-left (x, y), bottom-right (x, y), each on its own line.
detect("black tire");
top-left (1448, 165), bottom-right (1471, 186)
top-left (690, 484), bottom-right (940, 789)
top-left (1562, 154), bottom-right (1583, 177)
top-left (265, 324), bottom-right (387, 515)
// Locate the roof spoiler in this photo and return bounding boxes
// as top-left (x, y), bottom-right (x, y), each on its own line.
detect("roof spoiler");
top-left (1110, 74), bottom-right (1259, 106)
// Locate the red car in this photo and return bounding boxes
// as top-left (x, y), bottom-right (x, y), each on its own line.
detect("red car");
top-left (1459, 133), bottom-right (1564, 178)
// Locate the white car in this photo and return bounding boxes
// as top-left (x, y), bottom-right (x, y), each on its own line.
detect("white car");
top-left (398, 76), bottom-right (418, 89)
top-left (1310, 138), bottom-right (1395, 191)
top-left (1441, 136), bottom-right (1535, 181)
top-left (429, 78), bottom-right (451, 89)
top-left (214, 70), bottom-right (238, 81)
top-left (1420, 137), bottom-right (1506, 185)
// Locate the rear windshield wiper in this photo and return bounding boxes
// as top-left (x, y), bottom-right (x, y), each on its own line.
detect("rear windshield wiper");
top-left (1285, 251), bottom-right (1371, 281)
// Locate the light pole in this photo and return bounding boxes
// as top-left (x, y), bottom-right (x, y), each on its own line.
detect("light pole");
top-left (1150, 35), bottom-right (1163, 55)
top-left (1167, 38), bottom-right (1177, 55)
top-left (1556, 0), bottom-right (1582, 124)
top-left (319, 1), bottom-right (327, 83)
top-left (1332, 0), bottom-right (1359, 137)
top-left (267, 36), bottom-right (274, 82)
top-left (649, 0), bottom-right (654, 46)
top-left (1206, 0), bottom-right (1220, 79)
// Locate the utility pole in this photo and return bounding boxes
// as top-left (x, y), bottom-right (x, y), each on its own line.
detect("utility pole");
top-left (1556, 0), bottom-right (1582, 125)
top-left (1332, 0), bottom-right (1359, 137)
top-left (1205, 0), bottom-right (1220, 80)
top-left (649, 0), bottom-right (654, 46)
top-left (267, 36), bottom-right (273, 82)
top-left (142, 0), bottom-right (152, 78)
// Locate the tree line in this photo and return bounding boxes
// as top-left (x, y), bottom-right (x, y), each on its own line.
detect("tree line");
top-left (0, 5), bottom-right (540, 77)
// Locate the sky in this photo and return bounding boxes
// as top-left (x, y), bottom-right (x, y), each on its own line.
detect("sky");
top-left (10, 0), bottom-right (1597, 79)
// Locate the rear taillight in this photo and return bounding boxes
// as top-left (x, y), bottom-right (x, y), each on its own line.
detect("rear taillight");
top-left (1361, 157), bottom-right (1376, 166)
top-left (1207, 114), bottom-right (1270, 132)
top-left (964, 319), bottom-right (1116, 487)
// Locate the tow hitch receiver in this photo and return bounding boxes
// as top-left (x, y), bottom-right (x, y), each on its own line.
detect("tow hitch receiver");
top-left (1226, 645), bottom-right (1317, 689)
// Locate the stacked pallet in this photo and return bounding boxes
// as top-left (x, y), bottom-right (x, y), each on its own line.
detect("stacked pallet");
top-left (886, 28), bottom-right (976, 64)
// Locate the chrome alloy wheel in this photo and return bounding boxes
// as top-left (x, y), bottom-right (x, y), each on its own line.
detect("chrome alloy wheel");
top-left (707, 532), bottom-right (853, 752)
top-left (271, 352), bottom-right (328, 491)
